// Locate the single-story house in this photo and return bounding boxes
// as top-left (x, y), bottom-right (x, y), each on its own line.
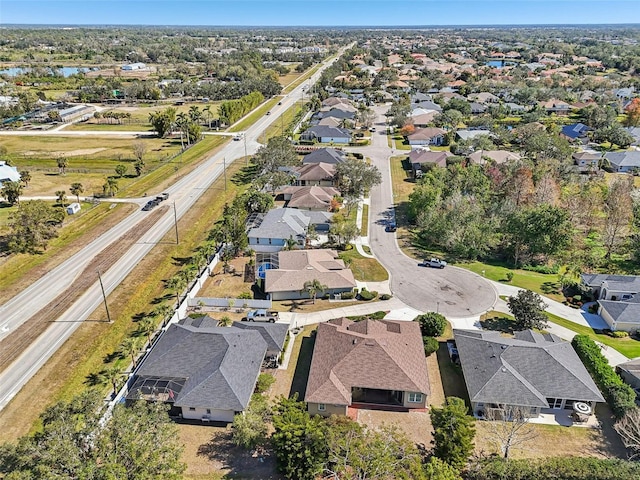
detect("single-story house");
top-left (604, 151), bottom-right (640, 173)
top-left (468, 92), bottom-right (500, 104)
top-left (322, 97), bottom-right (353, 108)
top-left (247, 207), bottom-right (312, 253)
top-left (317, 117), bottom-right (342, 128)
top-left (470, 102), bottom-right (488, 114)
top-left (456, 129), bottom-right (495, 142)
top-left (454, 329), bottom-right (604, 419)
top-left (468, 150), bottom-right (520, 165)
top-left (616, 358), bottom-right (640, 390)
top-left (573, 152), bottom-right (601, 171)
top-left (302, 147), bottom-right (347, 165)
top-left (280, 185), bottom-right (340, 210)
top-left (411, 112), bottom-right (439, 128)
top-left (0, 160), bottom-right (21, 187)
top-left (121, 62), bottom-right (146, 71)
top-left (126, 323), bottom-right (267, 422)
top-left (231, 321), bottom-right (290, 360)
top-left (292, 162), bottom-right (336, 186)
top-left (627, 126), bottom-right (640, 146)
top-left (581, 273), bottom-right (640, 301)
top-left (313, 109), bottom-right (356, 122)
top-left (539, 99), bottom-right (573, 115)
top-left (561, 123), bottom-right (590, 141)
top-left (264, 249), bottom-right (356, 301)
top-left (598, 298), bottom-right (640, 333)
top-left (407, 127), bottom-right (446, 146)
top-left (409, 149), bottom-right (452, 171)
top-left (300, 126), bottom-right (351, 144)
top-left (305, 318), bottom-right (430, 416)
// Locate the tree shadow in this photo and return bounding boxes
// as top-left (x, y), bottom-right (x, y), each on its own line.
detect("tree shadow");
top-left (232, 164), bottom-right (260, 186)
top-left (151, 293), bottom-right (173, 305)
top-left (196, 429), bottom-right (281, 479)
top-left (84, 372), bottom-right (104, 387)
top-left (289, 334), bottom-right (315, 399)
top-left (172, 255), bottom-right (192, 267)
top-left (103, 350), bottom-right (124, 363)
top-left (480, 316), bottom-right (516, 334)
top-left (436, 343), bottom-right (470, 404)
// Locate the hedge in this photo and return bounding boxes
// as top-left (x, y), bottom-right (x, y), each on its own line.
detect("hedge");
top-left (571, 334), bottom-right (636, 418)
top-left (423, 336), bottom-right (439, 356)
top-left (467, 456), bottom-right (640, 480)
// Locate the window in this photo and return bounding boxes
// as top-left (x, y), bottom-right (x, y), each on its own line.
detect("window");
top-left (206, 409), bottom-right (211, 414)
top-left (407, 392), bottom-right (423, 403)
top-left (189, 407), bottom-right (196, 411)
top-left (318, 404), bottom-right (326, 411)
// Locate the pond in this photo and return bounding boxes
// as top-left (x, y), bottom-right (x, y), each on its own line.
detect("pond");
top-left (485, 60), bottom-right (517, 69)
top-left (0, 66), bottom-right (98, 77)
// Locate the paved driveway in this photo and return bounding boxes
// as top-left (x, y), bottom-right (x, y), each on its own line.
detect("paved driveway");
top-left (350, 108), bottom-right (497, 318)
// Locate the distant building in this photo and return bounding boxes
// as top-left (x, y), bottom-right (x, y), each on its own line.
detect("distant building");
top-left (0, 161), bottom-right (20, 187)
top-left (121, 62), bottom-right (146, 71)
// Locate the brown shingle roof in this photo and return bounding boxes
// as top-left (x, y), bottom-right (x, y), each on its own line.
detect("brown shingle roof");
top-left (305, 319), bottom-right (430, 405)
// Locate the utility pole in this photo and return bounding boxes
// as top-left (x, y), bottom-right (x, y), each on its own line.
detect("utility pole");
top-left (244, 134), bottom-right (248, 167)
top-left (173, 202), bottom-right (179, 244)
top-left (97, 270), bottom-right (112, 323)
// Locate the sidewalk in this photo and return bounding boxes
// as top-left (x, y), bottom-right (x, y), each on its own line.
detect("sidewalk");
top-left (354, 198), bottom-right (374, 258)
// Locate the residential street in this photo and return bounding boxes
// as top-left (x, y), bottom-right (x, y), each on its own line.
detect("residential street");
top-left (351, 107), bottom-right (498, 318)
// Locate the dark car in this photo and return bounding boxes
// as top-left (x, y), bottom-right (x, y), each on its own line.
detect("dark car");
top-left (266, 111), bottom-right (271, 115)
top-left (277, 101), bottom-right (282, 105)
top-left (385, 221), bottom-right (397, 232)
top-left (142, 201), bottom-right (155, 211)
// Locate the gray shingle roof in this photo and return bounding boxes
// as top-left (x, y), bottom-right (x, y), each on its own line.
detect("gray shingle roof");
top-left (599, 300), bottom-right (640, 325)
top-left (133, 324), bottom-right (267, 411)
top-left (604, 151), bottom-right (640, 169)
top-left (581, 273), bottom-right (640, 293)
top-left (248, 208), bottom-right (310, 241)
top-left (454, 329), bottom-right (604, 407)
top-left (302, 148), bottom-right (347, 165)
top-left (232, 321), bottom-right (289, 353)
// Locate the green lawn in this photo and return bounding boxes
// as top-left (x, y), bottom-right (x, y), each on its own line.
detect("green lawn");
top-left (338, 248), bottom-right (388, 282)
top-left (391, 134), bottom-right (411, 150)
top-left (458, 261), bottom-right (564, 302)
top-left (282, 64), bottom-right (321, 94)
top-left (262, 101), bottom-right (305, 140)
top-left (360, 204), bottom-right (369, 236)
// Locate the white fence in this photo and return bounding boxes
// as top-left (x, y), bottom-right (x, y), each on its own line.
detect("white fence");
top-left (187, 297), bottom-right (271, 309)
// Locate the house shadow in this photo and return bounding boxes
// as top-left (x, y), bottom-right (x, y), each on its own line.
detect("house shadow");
top-left (197, 429), bottom-right (282, 479)
top-left (289, 334), bottom-right (316, 399)
top-left (436, 342), bottom-right (470, 404)
top-left (479, 316), bottom-right (516, 334)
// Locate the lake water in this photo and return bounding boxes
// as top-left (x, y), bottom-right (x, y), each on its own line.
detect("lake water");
top-left (485, 60), bottom-right (517, 69)
top-left (0, 66), bottom-right (96, 77)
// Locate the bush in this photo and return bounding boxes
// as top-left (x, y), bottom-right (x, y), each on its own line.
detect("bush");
top-left (254, 373), bottom-right (276, 394)
top-left (238, 292), bottom-right (252, 300)
top-left (341, 291), bottom-right (354, 300)
top-left (610, 330), bottom-right (629, 338)
top-left (505, 271), bottom-right (514, 282)
top-left (379, 293), bottom-right (392, 300)
top-left (521, 264), bottom-right (558, 274)
top-left (358, 288), bottom-right (378, 301)
top-left (414, 312), bottom-right (447, 337)
top-left (423, 336), bottom-right (440, 356)
top-left (571, 335), bottom-right (636, 418)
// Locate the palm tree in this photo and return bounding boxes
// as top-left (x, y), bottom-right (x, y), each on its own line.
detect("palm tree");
top-left (152, 304), bottom-right (174, 327)
top-left (302, 279), bottom-right (328, 304)
top-left (283, 235), bottom-right (298, 251)
top-left (19, 170), bottom-right (31, 187)
top-left (138, 315), bottom-right (157, 346)
top-left (202, 105), bottom-right (212, 129)
top-left (218, 315), bottom-right (232, 327)
top-left (103, 364), bottom-right (122, 396)
top-left (166, 274), bottom-right (188, 305)
top-left (57, 157), bottom-right (68, 175)
top-left (188, 105), bottom-right (201, 123)
top-left (70, 182), bottom-right (83, 203)
top-left (120, 336), bottom-right (142, 369)
top-left (102, 177), bottom-right (119, 197)
top-left (175, 112), bottom-right (188, 148)
top-left (55, 190), bottom-right (67, 206)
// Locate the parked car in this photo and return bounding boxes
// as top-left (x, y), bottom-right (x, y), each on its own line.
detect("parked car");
top-left (242, 309), bottom-right (279, 322)
top-left (421, 258), bottom-right (447, 269)
top-left (233, 134), bottom-right (242, 141)
top-left (369, 127), bottom-right (376, 132)
top-left (385, 221), bottom-right (397, 232)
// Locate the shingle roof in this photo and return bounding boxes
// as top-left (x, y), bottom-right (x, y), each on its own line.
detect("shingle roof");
top-left (604, 152), bottom-right (640, 169)
top-left (302, 148), bottom-right (347, 165)
top-left (456, 129), bottom-right (495, 141)
top-left (581, 273), bottom-right (640, 292)
top-left (561, 123), bottom-right (589, 139)
top-left (468, 150), bottom-right (521, 165)
top-left (133, 324), bottom-right (267, 410)
top-left (302, 126), bottom-right (351, 139)
top-left (454, 329), bottom-right (604, 407)
top-left (293, 162), bottom-right (336, 181)
top-left (283, 186), bottom-right (340, 210)
top-left (264, 249), bottom-right (356, 294)
top-left (599, 300), bottom-right (640, 325)
top-left (248, 208), bottom-right (310, 241)
top-left (408, 127), bottom-right (446, 141)
top-left (408, 149), bottom-right (451, 168)
top-left (231, 321), bottom-right (289, 353)
top-left (305, 319), bottom-right (430, 405)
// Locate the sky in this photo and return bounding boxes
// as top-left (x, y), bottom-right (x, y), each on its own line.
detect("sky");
top-left (1, 0), bottom-right (639, 27)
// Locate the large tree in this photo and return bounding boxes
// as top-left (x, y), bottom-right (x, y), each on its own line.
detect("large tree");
top-left (602, 176), bottom-right (633, 260)
top-left (6, 200), bottom-right (62, 253)
top-left (430, 397), bottom-right (476, 470)
top-left (70, 182), bottom-right (84, 203)
top-left (335, 157), bottom-right (382, 198)
top-left (483, 405), bottom-right (538, 459)
top-left (614, 407), bottom-right (640, 460)
top-left (0, 180), bottom-right (23, 205)
top-left (148, 107), bottom-right (176, 138)
top-left (507, 289), bottom-right (549, 331)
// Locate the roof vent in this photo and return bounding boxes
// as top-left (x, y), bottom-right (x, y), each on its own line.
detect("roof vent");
top-left (352, 339), bottom-right (357, 345)
top-left (501, 345), bottom-right (507, 349)
top-left (501, 367), bottom-right (507, 372)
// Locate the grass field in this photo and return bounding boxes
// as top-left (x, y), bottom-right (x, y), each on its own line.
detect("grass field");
top-left (262, 101), bottom-right (305, 140)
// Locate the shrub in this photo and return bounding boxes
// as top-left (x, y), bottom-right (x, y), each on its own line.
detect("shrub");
top-left (379, 293), bottom-right (392, 300)
top-left (238, 292), bottom-right (252, 300)
top-left (414, 312), bottom-right (447, 337)
top-left (254, 373), bottom-right (276, 394)
top-left (505, 271), bottom-right (514, 282)
top-left (521, 264), bottom-right (558, 274)
top-left (341, 291), bottom-right (354, 300)
top-left (571, 335), bottom-right (636, 418)
top-left (610, 330), bottom-right (629, 338)
top-left (358, 288), bottom-right (378, 301)
top-left (423, 336), bottom-right (440, 356)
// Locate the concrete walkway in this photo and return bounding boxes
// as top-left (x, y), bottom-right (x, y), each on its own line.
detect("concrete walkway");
top-left (354, 198), bottom-right (374, 258)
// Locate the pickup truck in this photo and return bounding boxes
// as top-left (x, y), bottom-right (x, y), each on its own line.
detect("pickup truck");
top-left (421, 258), bottom-right (447, 269)
top-left (242, 309), bottom-right (279, 323)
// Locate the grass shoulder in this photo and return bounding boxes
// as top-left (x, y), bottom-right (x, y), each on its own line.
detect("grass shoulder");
top-left (338, 248), bottom-right (388, 282)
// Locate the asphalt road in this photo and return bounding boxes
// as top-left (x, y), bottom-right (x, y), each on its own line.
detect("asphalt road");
top-left (358, 107), bottom-right (497, 318)
top-left (0, 48), bottom-right (347, 412)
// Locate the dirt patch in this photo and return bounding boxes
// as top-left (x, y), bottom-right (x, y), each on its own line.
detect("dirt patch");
top-left (179, 423), bottom-right (282, 479)
top-left (357, 409), bottom-right (433, 448)
top-left (0, 206), bottom-right (168, 372)
top-left (22, 148), bottom-right (107, 157)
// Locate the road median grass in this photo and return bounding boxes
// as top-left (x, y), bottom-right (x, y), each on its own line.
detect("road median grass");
top-left (0, 161), bottom-right (253, 441)
top-left (282, 64), bottom-right (321, 94)
top-left (262, 101), bottom-right (305, 141)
